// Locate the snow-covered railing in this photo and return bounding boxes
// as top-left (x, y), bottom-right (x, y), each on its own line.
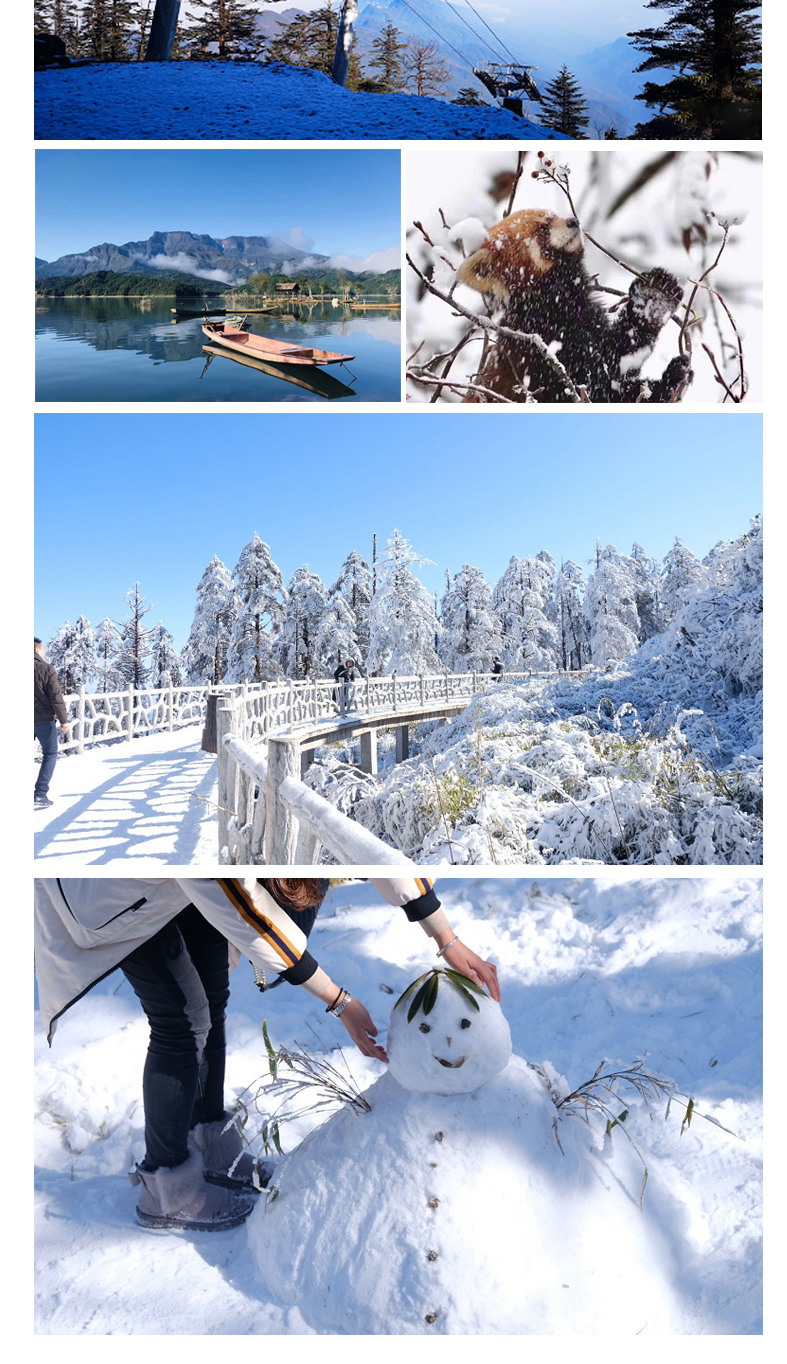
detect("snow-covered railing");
top-left (214, 671), bottom-right (549, 748)
top-left (214, 670), bottom-right (585, 864)
top-left (55, 682), bottom-right (266, 754)
top-left (217, 732), bottom-right (411, 867)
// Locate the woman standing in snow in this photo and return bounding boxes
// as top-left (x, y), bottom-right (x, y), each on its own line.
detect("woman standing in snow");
top-left (35, 876), bottom-right (499, 1233)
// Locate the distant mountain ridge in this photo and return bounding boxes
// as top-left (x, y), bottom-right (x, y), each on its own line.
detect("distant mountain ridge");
top-left (35, 230), bottom-right (331, 282)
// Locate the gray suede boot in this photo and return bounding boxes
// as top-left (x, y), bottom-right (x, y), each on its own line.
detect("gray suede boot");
top-left (189, 1115), bottom-right (274, 1193)
top-left (129, 1150), bottom-right (254, 1231)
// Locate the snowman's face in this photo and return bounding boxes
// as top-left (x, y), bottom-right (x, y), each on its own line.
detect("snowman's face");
top-left (388, 978), bottom-right (512, 1095)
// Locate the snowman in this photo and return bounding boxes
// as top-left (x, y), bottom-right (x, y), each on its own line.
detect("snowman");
top-left (247, 970), bottom-right (693, 1334)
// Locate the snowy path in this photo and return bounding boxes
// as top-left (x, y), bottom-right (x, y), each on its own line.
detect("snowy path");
top-left (34, 879), bottom-right (762, 1334)
top-left (34, 61), bottom-right (567, 141)
top-left (33, 727), bottom-right (218, 866)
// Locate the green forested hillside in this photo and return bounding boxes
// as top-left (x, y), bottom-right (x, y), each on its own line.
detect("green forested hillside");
top-left (36, 268), bottom-right (401, 297)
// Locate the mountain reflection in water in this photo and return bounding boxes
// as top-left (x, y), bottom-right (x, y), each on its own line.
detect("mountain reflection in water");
top-left (35, 297), bottom-right (401, 402)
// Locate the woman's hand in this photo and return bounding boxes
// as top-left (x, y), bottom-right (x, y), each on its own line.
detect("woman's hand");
top-left (338, 996), bottom-right (389, 1063)
top-left (441, 940), bottom-right (501, 1002)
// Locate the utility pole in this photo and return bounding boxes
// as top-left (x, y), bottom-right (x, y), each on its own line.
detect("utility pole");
top-left (145, 0), bottom-right (180, 61)
top-left (331, 0), bottom-right (358, 86)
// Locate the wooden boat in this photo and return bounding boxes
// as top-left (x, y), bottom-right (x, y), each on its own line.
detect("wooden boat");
top-left (201, 320), bottom-right (354, 366)
top-left (201, 344), bottom-right (356, 400)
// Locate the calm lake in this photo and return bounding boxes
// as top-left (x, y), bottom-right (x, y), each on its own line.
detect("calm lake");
top-left (35, 297), bottom-right (402, 402)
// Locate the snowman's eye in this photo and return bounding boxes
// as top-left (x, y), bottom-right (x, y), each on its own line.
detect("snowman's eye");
top-left (419, 1023), bottom-right (432, 1034)
top-left (460, 1018), bottom-right (472, 1029)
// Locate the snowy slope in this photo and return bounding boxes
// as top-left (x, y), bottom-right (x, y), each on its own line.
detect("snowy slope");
top-left (34, 877), bottom-right (762, 1334)
top-left (34, 60), bottom-right (567, 141)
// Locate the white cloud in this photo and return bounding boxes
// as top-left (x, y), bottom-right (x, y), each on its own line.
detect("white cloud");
top-left (145, 252), bottom-right (237, 284)
top-left (280, 256), bottom-right (320, 276)
top-left (327, 247), bottom-right (401, 274)
top-left (288, 227), bottom-right (315, 250)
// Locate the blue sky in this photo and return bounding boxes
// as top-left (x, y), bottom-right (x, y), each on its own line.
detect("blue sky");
top-left (35, 149), bottom-right (401, 265)
top-left (35, 412), bottom-right (762, 650)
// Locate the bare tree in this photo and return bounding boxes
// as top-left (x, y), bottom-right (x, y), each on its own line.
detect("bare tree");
top-left (402, 39), bottom-right (451, 98)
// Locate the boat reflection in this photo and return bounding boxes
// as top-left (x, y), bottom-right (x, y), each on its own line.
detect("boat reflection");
top-left (200, 345), bottom-right (357, 400)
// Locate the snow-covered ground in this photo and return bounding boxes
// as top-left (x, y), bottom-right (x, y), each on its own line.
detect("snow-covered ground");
top-left (33, 726), bottom-right (217, 866)
top-left (34, 877), bottom-right (762, 1334)
top-left (34, 61), bottom-right (567, 141)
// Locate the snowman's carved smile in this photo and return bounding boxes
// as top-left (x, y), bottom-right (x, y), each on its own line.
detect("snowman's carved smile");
top-left (436, 1056), bottom-right (466, 1068)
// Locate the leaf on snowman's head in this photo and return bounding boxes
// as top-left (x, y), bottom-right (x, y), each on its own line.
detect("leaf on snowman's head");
top-left (442, 968), bottom-right (484, 1011)
top-left (407, 974), bottom-right (438, 1023)
top-left (422, 973), bottom-right (440, 1016)
top-left (393, 969), bottom-right (433, 1014)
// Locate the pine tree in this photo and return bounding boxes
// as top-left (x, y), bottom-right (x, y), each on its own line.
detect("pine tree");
top-left (34, 0), bottom-right (80, 46)
top-left (79, 0), bottom-right (139, 60)
top-left (94, 617), bottom-right (120, 691)
top-left (452, 86), bottom-right (487, 106)
top-left (265, 4), bottom-right (341, 74)
top-left (278, 567), bottom-right (329, 678)
top-left (186, 0), bottom-right (264, 59)
top-left (366, 530), bottom-right (441, 675)
top-left (493, 556), bottom-right (558, 672)
top-left (629, 542), bottom-right (665, 641)
top-left (114, 584), bottom-right (154, 688)
top-left (583, 545), bottom-right (640, 666)
top-left (629, 1), bottom-right (761, 138)
top-left (182, 555), bottom-right (236, 684)
top-left (440, 565), bottom-right (501, 673)
top-left (330, 550), bottom-right (373, 660)
top-left (539, 65), bottom-right (589, 138)
top-left (661, 537), bottom-right (709, 620)
top-left (402, 39), bottom-right (452, 98)
top-left (226, 533), bottom-right (286, 682)
top-left (149, 621), bottom-right (182, 688)
top-left (314, 592), bottom-right (361, 673)
top-left (553, 561), bottom-right (588, 671)
top-left (367, 21), bottom-right (407, 92)
top-left (47, 616), bottom-right (96, 693)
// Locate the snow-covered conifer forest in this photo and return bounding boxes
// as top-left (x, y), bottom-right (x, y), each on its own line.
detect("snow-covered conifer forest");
top-left (44, 515), bottom-right (762, 865)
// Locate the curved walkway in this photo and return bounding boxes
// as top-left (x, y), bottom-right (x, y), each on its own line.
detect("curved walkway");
top-left (33, 726), bottom-right (217, 866)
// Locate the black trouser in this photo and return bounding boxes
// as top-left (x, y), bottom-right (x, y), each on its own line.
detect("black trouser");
top-left (120, 898), bottom-right (324, 1169)
top-left (120, 906), bottom-right (231, 1170)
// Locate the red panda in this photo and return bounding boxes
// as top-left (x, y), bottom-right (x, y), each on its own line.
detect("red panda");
top-left (455, 208), bottom-right (691, 404)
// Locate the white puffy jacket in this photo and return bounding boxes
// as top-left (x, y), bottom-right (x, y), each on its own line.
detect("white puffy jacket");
top-left (35, 877), bottom-right (443, 1041)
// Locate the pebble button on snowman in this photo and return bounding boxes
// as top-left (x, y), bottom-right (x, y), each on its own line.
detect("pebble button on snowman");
top-left (247, 969), bottom-right (697, 1334)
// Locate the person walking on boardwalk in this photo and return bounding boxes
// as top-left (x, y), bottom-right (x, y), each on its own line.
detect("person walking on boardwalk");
top-left (491, 656), bottom-right (504, 681)
top-left (34, 876), bottom-right (500, 1233)
top-left (34, 637), bottom-right (68, 809)
top-left (333, 656), bottom-right (359, 712)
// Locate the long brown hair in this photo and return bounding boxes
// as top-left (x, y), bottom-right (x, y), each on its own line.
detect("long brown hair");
top-left (258, 878), bottom-right (328, 912)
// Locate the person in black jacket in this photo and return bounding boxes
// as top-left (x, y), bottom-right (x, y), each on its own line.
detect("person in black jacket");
top-left (34, 637), bottom-right (68, 808)
top-left (491, 656), bottom-right (504, 681)
top-left (333, 657), bottom-right (360, 713)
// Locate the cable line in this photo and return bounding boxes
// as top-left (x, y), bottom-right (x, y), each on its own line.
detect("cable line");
top-left (462, 0), bottom-right (523, 64)
top-left (394, 0), bottom-right (478, 71)
top-left (438, 0), bottom-right (509, 63)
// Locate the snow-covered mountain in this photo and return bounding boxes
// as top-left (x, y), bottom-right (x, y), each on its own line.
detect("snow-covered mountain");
top-left (35, 230), bottom-right (328, 281)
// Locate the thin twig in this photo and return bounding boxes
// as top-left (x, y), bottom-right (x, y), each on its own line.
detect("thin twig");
top-left (407, 371), bottom-right (520, 403)
top-left (503, 151), bottom-right (526, 218)
top-left (406, 252), bottom-right (582, 403)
